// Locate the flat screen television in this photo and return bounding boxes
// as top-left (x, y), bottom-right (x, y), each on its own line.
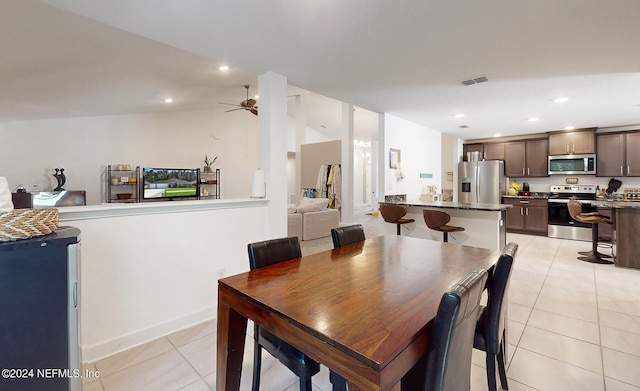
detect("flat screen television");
top-left (142, 167), bottom-right (199, 200)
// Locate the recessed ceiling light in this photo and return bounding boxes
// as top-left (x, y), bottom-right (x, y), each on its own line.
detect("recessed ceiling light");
top-left (164, 98), bottom-right (173, 103)
top-left (553, 97), bottom-right (569, 103)
top-left (528, 117), bottom-right (539, 122)
top-left (218, 65), bottom-right (229, 71)
top-left (493, 133), bottom-right (501, 137)
top-left (454, 113), bottom-right (465, 118)
top-left (254, 95), bottom-right (259, 99)
top-left (564, 126), bottom-right (575, 131)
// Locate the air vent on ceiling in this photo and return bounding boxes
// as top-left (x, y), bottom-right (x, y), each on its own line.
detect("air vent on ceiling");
top-left (459, 125), bottom-right (470, 128)
top-left (461, 76), bottom-right (488, 86)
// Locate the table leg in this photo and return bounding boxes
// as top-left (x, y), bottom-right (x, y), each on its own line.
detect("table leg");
top-left (348, 381), bottom-right (401, 391)
top-left (216, 300), bottom-right (247, 391)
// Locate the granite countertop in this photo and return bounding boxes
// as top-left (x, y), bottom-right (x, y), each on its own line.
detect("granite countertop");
top-left (379, 200), bottom-right (512, 211)
top-left (502, 192), bottom-right (549, 199)
top-left (591, 199), bottom-right (640, 208)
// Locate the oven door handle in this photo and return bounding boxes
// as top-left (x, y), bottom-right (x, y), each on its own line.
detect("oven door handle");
top-left (548, 199), bottom-right (593, 204)
top-left (547, 199), bottom-right (570, 204)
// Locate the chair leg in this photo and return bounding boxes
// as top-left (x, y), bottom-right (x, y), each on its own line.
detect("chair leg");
top-left (577, 223), bottom-right (613, 264)
top-left (396, 223), bottom-right (401, 236)
top-left (443, 231), bottom-right (448, 242)
top-left (497, 341), bottom-right (509, 390)
top-left (485, 353), bottom-right (498, 391)
top-left (300, 375), bottom-right (313, 391)
top-left (252, 342), bottom-right (262, 391)
top-left (330, 370), bottom-right (348, 391)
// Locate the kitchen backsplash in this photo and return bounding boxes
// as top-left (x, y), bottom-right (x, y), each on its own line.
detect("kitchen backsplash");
top-left (507, 175), bottom-right (640, 194)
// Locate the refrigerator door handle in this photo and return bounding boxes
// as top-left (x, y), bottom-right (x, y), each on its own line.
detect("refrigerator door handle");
top-left (73, 281), bottom-right (78, 309)
top-left (475, 165), bottom-right (480, 203)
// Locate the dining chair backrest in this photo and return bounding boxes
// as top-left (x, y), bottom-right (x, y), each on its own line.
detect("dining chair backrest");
top-left (424, 268), bottom-right (488, 391)
top-left (484, 242), bottom-right (518, 353)
top-left (248, 236), bottom-right (302, 270)
top-left (246, 236), bottom-right (320, 391)
top-left (331, 224), bottom-right (366, 248)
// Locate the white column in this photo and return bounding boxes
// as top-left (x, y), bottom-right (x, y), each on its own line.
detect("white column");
top-left (341, 102), bottom-right (354, 223)
top-left (294, 94), bottom-right (306, 205)
top-left (377, 113), bottom-right (386, 203)
top-left (370, 139), bottom-right (379, 204)
top-left (258, 72), bottom-right (288, 237)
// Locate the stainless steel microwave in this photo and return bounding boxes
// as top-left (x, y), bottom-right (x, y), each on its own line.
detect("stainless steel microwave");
top-left (548, 154), bottom-right (596, 175)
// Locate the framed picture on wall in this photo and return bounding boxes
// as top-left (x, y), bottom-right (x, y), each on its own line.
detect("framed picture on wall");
top-left (389, 148), bottom-right (401, 169)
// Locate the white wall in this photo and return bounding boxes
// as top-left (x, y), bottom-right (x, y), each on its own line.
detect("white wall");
top-left (0, 108), bottom-right (258, 204)
top-left (383, 114), bottom-right (442, 199)
top-left (59, 200), bottom-right (268, 362)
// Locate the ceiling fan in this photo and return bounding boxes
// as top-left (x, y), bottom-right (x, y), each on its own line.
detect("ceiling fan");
top-left (219, 84), bottom-right (258, 116)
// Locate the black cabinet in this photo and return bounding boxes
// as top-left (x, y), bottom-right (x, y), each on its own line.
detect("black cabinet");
top-left (0, 227), bottom-right (81, 391)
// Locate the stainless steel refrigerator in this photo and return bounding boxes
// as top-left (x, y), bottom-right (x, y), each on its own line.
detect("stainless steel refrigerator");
top-left (458, 160), bottom-right (505, 204)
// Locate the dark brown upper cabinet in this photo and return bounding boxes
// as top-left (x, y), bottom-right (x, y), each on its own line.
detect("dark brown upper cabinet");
top-left (548, 128), bottom-right (596, 155)
top-left (597, 131), bottom-right (640, 177)
top-left (504, 139), bottom-right (548, 177)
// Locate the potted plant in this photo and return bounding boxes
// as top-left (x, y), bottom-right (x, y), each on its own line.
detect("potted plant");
top-left (204, 155), bottom-right (218, 173)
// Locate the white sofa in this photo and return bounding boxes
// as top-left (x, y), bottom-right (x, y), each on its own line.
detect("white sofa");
top-left (287, 198), bottom-right (340, 241)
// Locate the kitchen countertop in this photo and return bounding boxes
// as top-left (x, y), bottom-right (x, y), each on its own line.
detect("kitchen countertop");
top-left (379, 200), bottom-right (512, 211)
top-left (591, 200), bottom-right (640, 208)
top-left (502, 192), bottom-right (549, 199)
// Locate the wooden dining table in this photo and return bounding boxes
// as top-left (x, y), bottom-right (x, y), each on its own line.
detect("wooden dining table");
top-left (216, 235), bottom-right (499, 391)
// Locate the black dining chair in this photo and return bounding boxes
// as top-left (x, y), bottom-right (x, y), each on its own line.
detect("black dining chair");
top-left (247, 237), bottom-right (320, 391)
top-left (473, 242), bottom-right (518, 391)
top-left (329, 224), bottom-right (366, 391)
top-left (331, 224), bottom-right (366, 248)
top-left (403, 268), bottom-right (488, 391)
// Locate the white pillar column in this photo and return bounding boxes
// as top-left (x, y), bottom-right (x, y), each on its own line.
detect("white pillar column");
top-left (377, 113), bottom-right (386, 203)
top-left (341, 103), bottom-right (354, 223)
top-left (295, 94), bottom-right (306, 205)
top-left (258, 72), bottom-right (288, 237)
top-left (370, 139), bottom-right (379, 205)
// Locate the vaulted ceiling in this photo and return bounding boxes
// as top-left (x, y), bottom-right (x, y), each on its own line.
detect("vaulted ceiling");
top-left (3, 0), bottom-right (640, 142)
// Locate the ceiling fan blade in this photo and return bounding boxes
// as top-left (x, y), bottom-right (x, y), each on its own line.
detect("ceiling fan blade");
top-left (225, 108), bottom-right (244, 112)
top-left (250, 108), bottom-right (258, 116)
top-left (218, 102), bottom-right (242, 107)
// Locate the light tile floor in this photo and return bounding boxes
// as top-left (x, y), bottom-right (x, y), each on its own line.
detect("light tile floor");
top-left (83, 210), bottom-right (640, 391)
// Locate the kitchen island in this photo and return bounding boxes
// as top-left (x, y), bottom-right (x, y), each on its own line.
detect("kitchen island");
top-left (592, 200), bottom-right (640, 270)
top-left (378, 200), bottom-right (512, 251)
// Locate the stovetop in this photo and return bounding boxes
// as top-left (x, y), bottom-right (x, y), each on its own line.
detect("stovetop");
top-left (549, 185), bottom-right (597, 200)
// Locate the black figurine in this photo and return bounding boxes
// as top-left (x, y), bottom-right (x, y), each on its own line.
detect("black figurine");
top-left (53, 168), bottom-right (66, 191)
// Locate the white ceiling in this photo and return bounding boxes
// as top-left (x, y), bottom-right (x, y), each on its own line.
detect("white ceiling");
top-left (4, 0), bottom-right (640, 142)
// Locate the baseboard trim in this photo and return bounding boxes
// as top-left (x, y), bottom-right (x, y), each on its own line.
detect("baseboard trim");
top-left (81, 307), bottom-right (215, 363)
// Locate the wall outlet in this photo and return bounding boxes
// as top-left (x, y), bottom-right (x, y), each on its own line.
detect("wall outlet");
top-left (216, 268), bottom-right (225, 278)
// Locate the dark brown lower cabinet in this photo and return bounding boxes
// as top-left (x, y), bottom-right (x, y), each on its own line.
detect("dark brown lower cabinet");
top-left (504, 198), bottom-right (548, 236)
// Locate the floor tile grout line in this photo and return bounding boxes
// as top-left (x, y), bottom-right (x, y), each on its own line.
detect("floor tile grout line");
top-left (166, 335), bottom-right (213, 391)
top-left (593, 261), bottom-right (608, 391)
top-left (505, 237), bottom-right (557, 374)
top-left (515, 345), bottom-right (605, 377)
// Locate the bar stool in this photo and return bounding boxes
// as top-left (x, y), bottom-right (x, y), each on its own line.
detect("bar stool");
top-left (567, 199), bottom-right (613, 264)
top-left (379, 204), bottom-right (415, 235)
top-left (423, 209), bottom-right (464, 242)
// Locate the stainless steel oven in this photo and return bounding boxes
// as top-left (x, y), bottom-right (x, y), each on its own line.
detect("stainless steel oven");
top-left (547, 185), bottom-right (598, 241)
